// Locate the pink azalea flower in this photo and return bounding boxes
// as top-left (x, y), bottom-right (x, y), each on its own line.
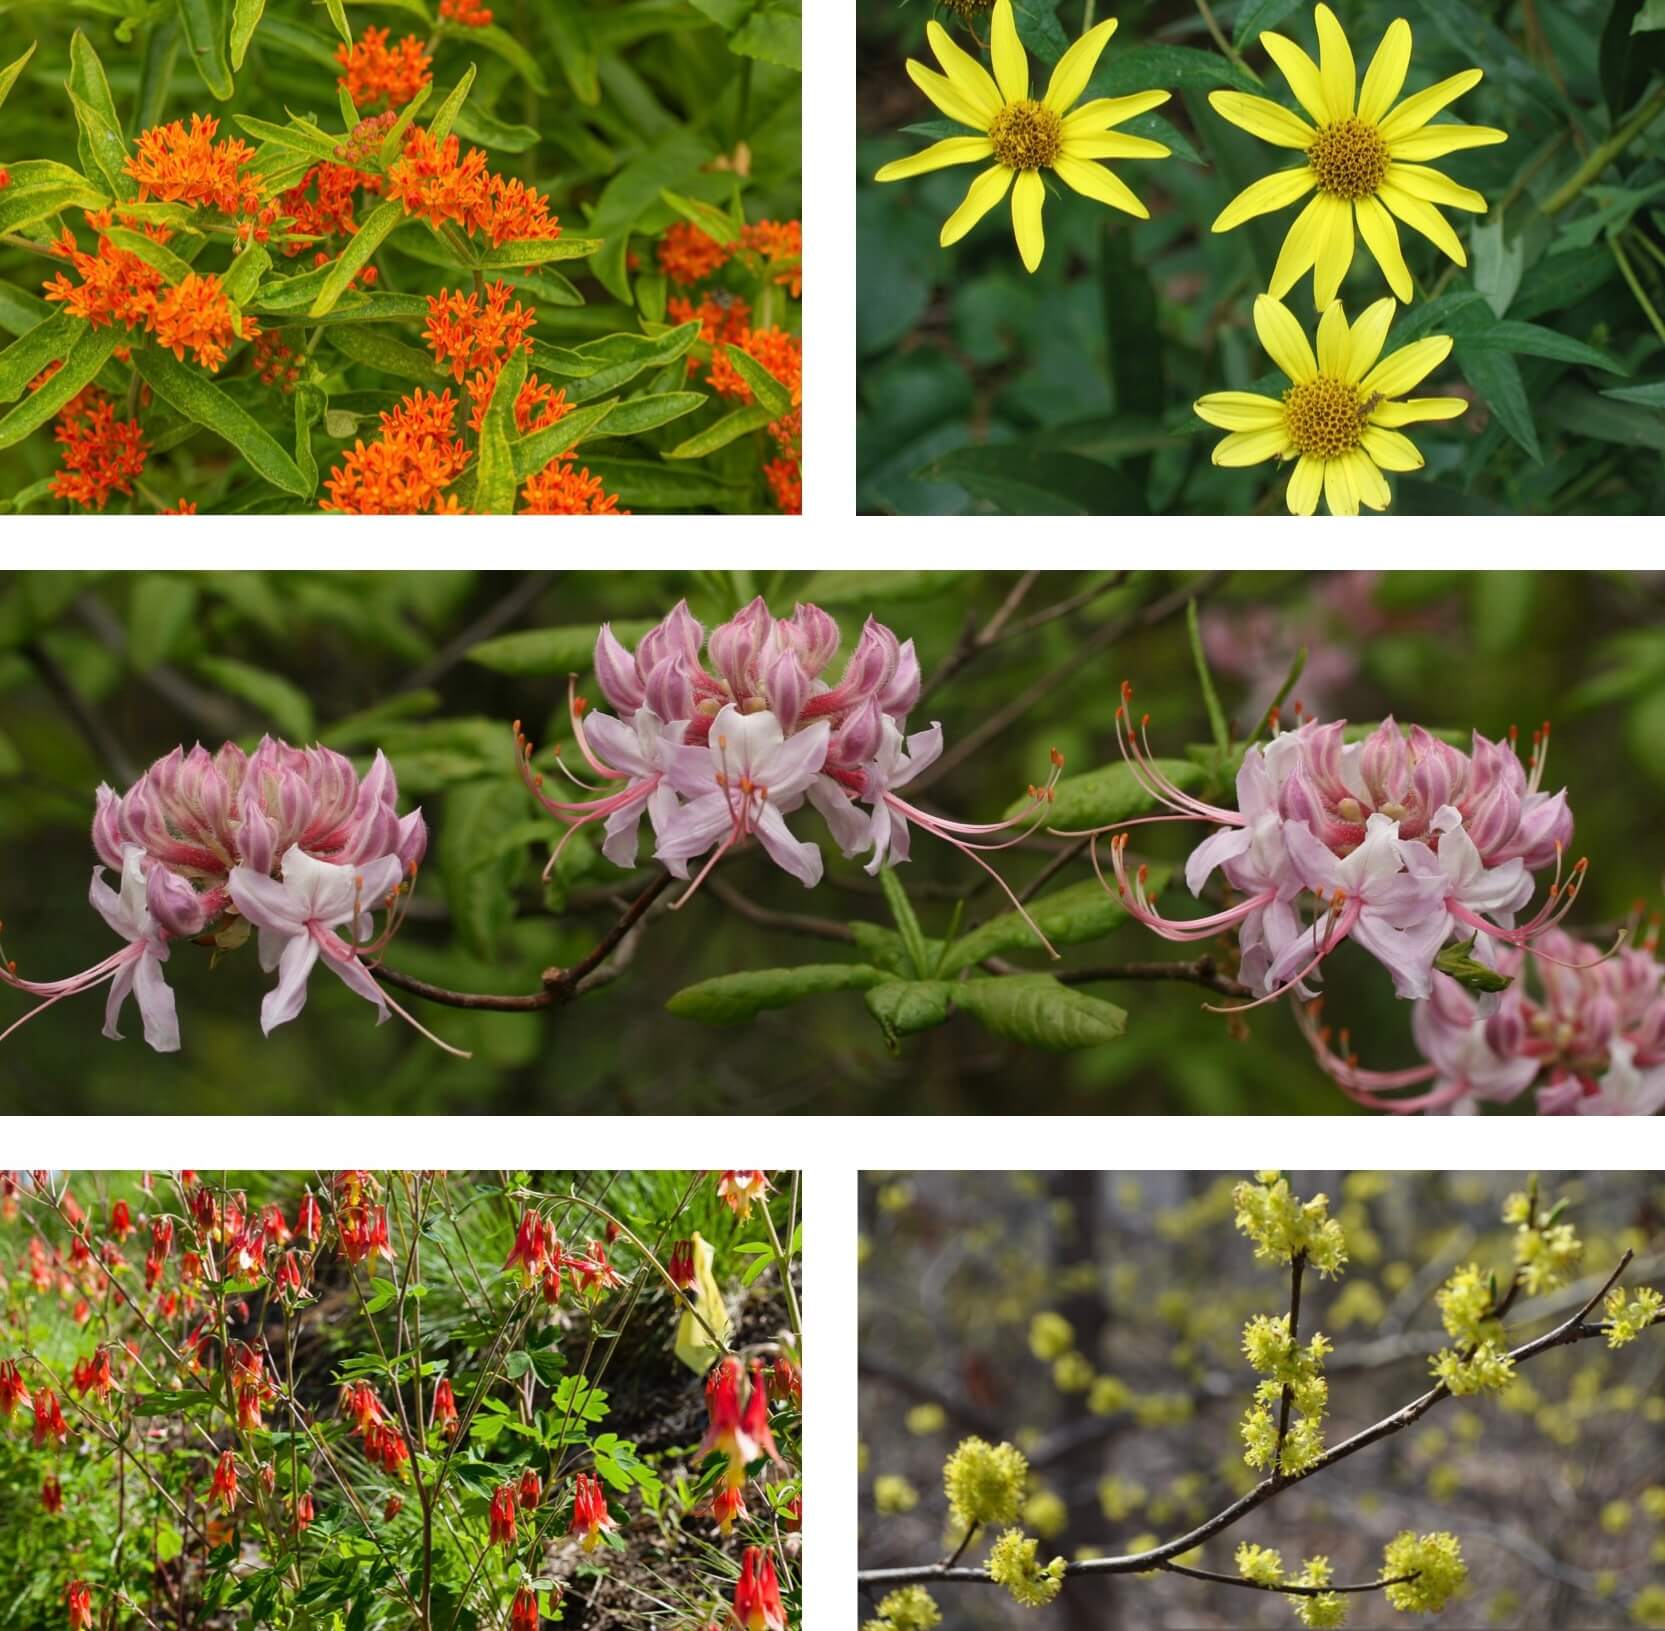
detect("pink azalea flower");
top-left (856, 716), bottom-right (943, 873)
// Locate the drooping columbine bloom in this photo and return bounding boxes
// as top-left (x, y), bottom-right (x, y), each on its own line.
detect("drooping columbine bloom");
top-left (515, 598), bottom-right (1062, 950)
top-left (510, 1587), bottom-right (541, 1631)
top-left (489, 1483), bottom-right (518, 1546)
top-left (569, 1470), bottom-right (617, 1551)
top-left (1209, 4), bottom-right (1506, 306)
top-left (1097, 690), bottom-right (1581, 1009)
top-left (0, 738), bottom-right (434, 1053)
top-left (716, 1170), bottom-right (771, 1221)
top-left (873, 0), bottom-right (1171, 271)
top-left (66, 1582), bottom-right (94, 1631)
top-left (731, 1548), bottom-right (788, 1631)
top-left (211, 1450), bottom-right (238, 1512)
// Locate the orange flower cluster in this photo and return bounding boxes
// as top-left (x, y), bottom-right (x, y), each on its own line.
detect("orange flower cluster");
top-left (151, 274), bottom-right (259, 372)
top-left (336, 28), bottom-right (433, 109)
top-left (668, 291), bottom-right (751, 381)
top-left (421, 281), bottom-right (569, 432)
top-left (658, 221), bottom-right (733, 286)
top-left (742, 219), bottom-right (802, 298)
top-left (323, 389), bottom-right (472, 514)
top-left (387, 129), bottom-right (561, 246)
top-left (709, 326), bottom-right (803, 516)
top-left (440, 0), bottom-right (493, 24)
top-left (252, 333), bottom-right (302, 392)
top-left (161, 499), bottom-right (198, 514)
top-left (126, 115), bottom-right (264, 219)
top-left (520, 460), bottom-right (624, 515)
top-left (49, 388), bottom-right (149, 512)
top-left (278, 164), bottom-right (374, 257)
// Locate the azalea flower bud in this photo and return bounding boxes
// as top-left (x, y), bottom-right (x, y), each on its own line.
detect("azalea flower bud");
top-left (784, 602), bottom-right (840, 675)
top-left (879, 638), bottom-right (921, 718)
top-left (594, 623), bottom-right (647, 715)
top-left (708, 596), bottom-right (772, 696)
top-left (636, 599), bottom-right (705, 676)
top-left (763, 650), bottom-right (812, 731)
top-left (643, 653), bottom-right (696, 723)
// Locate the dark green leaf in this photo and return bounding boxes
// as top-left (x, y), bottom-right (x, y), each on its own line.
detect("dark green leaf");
top-left (954, 974), bottom-right (1127, 1051)
top-left (666, 964), bottom-right (889, 1024)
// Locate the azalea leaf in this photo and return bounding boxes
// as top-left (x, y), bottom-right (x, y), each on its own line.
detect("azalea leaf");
top-left (666, 964), bottom-right (890, 1024)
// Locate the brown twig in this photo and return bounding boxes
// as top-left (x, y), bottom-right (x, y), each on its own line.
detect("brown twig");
top-left (25, 639), bottom-right (139, 785)
top-left (707, 876), bottom-right (857, 943)
top-left (1158, 1561), bottom-right (1418, 1597)
top-left (1273, 1251), bottom-right (1306, 1471)
top-left (1048, 957), bottom-right (1252, 999)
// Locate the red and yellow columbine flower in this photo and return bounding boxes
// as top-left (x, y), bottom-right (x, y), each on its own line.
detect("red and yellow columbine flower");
top-left (1210, 4), bottom-right (1506, 306)
top-left (710, 1483), bottom-right (747, 1536)
top-left (716, 1171), bottom-right (771, 1221)
top-left (510, 1586), bottom-right (541, 1631)
top-left (1194, 295), bottom-right (1467, 516)
top-left (489, 1483), bottom-right (518, 1547)
top-left (66, 1582), bottom-right (94, 1631)
top-left (730, 1548), bottom-right (787, 1631)
top-left (569, 1470), bottom-right (617, 1551)
top-left (431, 1377), bottom-right (459, 1440)
top-left (0, 1360), bottom-right (31, 1418)
top-left (211, 1450), bottom-right (238, 1513)
top-left (33, 1388), bottom-right (68, 1448)
top-left (874, 0), bottom-right (1170, 271)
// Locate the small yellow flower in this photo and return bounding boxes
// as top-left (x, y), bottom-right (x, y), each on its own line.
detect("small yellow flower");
top-left (1209, 4), bottom-right (1506, 306)
top-left (873, 0), bottom-right (1171, 272)
top-left (1196, 294), bottom-right (1467, 516)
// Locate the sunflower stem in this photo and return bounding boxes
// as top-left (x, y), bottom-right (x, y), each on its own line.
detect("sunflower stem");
top-left (1540, 85), bottom-right (1665, 215)
top-left (1194, 0), bottom-right (1261, 86)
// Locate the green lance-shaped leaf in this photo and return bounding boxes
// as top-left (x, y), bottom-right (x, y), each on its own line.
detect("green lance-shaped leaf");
top-left (322, 0), bottom-right (351, 45)
top-left (565, 322), bottom-right (702, 403)
top-left (466, 618), bottom-right (653, 676)
top-left (325, 324), bottom-right (444, 385)
top-left (721, 343), bottom-right (792, 416)
top-left (67, 34), bottom-right (135, 200)
top-left (1009, 757), bottom-right (1206, 830)
top-left (221, 243), bottom-right (271, 306)
top-left (469, 236), bottom-right (603, 269)
top-left (865, 980), bottom-right (957, 1050)
top-left (309, 198), bottom-right (404, 317)
top-left (377, 85), bottom-right (433, 166)
top-left (594, 392), bottom-right (704, 437)
top-left (938, 875), bottom-right (1163, 976)
top-left (230, 0), bottom-right (265, 71)
top-left (103, 227), bottom-right (196, 284)
top-left (574, 457), bottom-right (745, 510)
top-left (1187, 598), bottom-right (1230, 754)
top-left (0, 43), bottom-right (36, 115)
top-left (133, 346), bottom-right (312, 495)
top-left (0, 324), bottom-right (118, 449)
top-left (666, 964), bottom-right (890, 1025)
top-left (293, 381), bottom-right (325, 495)
top-left (878, 867), bottom-right (932, 980)
top-left (175, 0), bottom-right (235, 100)
top-left (665, 402), bottom-right (774, 460)
top-left (0, 313), bottom-right (79, 407)
top-left (427, 65), bottom-right (477, 142)
top-left (660, 188), bottom-right (739, 245)
top-left (509, 399), bottom-right (618, 481)
top-left (233, 116), bottom-right (347, 164)
top-left (0, 184), bottom-right (107, 237)
top-left (475, 347), bottom-right (528, 515)
top-left (953, 975), bottom-right (1127, 1052)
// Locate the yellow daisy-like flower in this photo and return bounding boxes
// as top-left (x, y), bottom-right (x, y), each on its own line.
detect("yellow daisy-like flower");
top-left (1209, 3), bottom-right (1506, 306)
top-left (872, 0), bottom-right (1171, 273)
top-left (1194, 294), bottom-right (1468, 516)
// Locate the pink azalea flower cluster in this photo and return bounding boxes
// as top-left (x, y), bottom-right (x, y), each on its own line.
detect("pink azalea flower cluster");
top-left (1301, 927), bottom-right (1665, 1117)
top-left (515, 597), bottom-right (1061, 936)
top-left (1, 739), bottom-right (439, 1054)
top-left (1108, 693), bottom-right (1579, 1007)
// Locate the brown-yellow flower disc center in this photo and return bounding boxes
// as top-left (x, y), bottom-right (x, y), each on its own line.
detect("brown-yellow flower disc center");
top-left (989, 100), bottom-right (1063, 171)
top-left (1282, 375), bottom-right (1369, 460)
top-left (1307, 117), bottom-right (1390, 200)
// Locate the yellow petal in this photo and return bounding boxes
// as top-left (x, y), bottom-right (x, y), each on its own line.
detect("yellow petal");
top-left (1267, 193), bottom-right (1327, 298)
top-left (1344, 296), bottom-right (1398, 382)
top-left (1360, 424), bottom-right (1425, 471)
top-left (1360, 334), bottom-right (1454, 399)
top-left (1060, 131), bottom-right (1171, 162)
top-left (1313, 194), bottom-right (1354, 308)
top-left (1011, 168), bottom-right (1046, 272)
top-left (1063, 91), bottom-right (1171, 132)
top-left (1254, 293), bottom-right (1317, 384)
top-left (1314, 3), bottom-right (1356, 121)
top-left (1212, 166), bottom-right (1317, 233)
top-left (940, 164), bottom-right (1014, 246)
top-left (1195, 391), bottom-right (1287, 431)
top-left (1213, 425), bottom-right (1292, 466)
top-left (926, 21), bottom-right (1002, 122)
top-left (1349, 448), bottom-right (1392, 510)
top-left (1315, 299), bottom-right (1350, 376)
top-left (907, 59), bottom-right (993, 132)
top-left (1371, 395), bottom-right (1469, 426)
top-left (1045, 16), bottom-right (1119, 114)
top-left (989, 0), bottom-right (1028, 104)
top-left (1261, 31), bottom-right (1330, 127)
top-left (1054, 154), bottom-right (1150, 217)
top-left (876, 136), bottom-right (997, 182)
top-left (1357, 18), bottom-right (1411, 126)
top-left (1378, 68), bottom-right (1485, 142)
top-left (1387, 123), bottom-right (1508, 161)
top-left (1378, 182), bottom-right (1466, 264)
top-left (1323, 453), bottom-right (1359, 516)
top-left (1354, 195), bottom-right (1413, 304)
top-left (1385, 161), bottom-right (1488, 213)
top-left (1286, 453), bottom-right (1325, 515)
top-left (1208, 90), bottom-right (1317, 148)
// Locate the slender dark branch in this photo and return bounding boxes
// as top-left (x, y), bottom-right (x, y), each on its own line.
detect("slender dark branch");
top-left (707, 877), bottom-right (856, 943)
top-left (1015, 836), bottom-right (1091, 906)
top-left (73, 595), bottom-right (245, 739)
top-left (1274, 1251), bottom-right (1306, 1468)
top-left (942, 1524), bottom-right (980, 1570)
top-left (856, 1250), bottom-right (1655, 1590)
top-left (1158, 1561), bottom-right (1418, 1597)
top-left (25, 640), bottom-right (139, 784)
top-left (370, 871), bottom-right (674, 1010)
top-left (919, 573), bottom-right (1040, 705)
top-left (401, 572), bottom-right (557, 691)
top-left (1049, 957), bottom-right (1252, 1000)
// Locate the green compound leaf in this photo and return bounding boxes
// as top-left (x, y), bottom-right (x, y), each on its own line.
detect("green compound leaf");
top-left (666, 964), bottom-right (890, 1025)
top-left (953, 974), bottom-right (1127, 1052)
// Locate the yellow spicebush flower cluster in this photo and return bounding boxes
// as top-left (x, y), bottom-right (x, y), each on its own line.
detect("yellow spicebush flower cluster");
top-left (1239, 1315), bottom-right (1334, 1474)
top-left (986, 1529), bottom-right (1065, 1608)
top-left (1604, 1286), bottom-right (1664, 1348)
top-left (1381, 1530), bottom-right (1467, 1613)
top-left (942, 1437), bottom-right (1027, 1530)
top-left (1234, 1544), bottom-right (1346, 1628)
top-left (1233, 1173), bottom-right (1349, 1277)
top-left (862, 1586), bottom-right (941, 1631)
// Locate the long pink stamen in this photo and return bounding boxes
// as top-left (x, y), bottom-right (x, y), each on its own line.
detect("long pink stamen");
top-left (1110, 689), bottom-right (1241, 827)
top-left (568, 679), bottom-right (626, 782)
top-left (902, 809), bottom-right (1057, 958)
top-left (0, 953), bottom-right (134, 1045)
top-left (1205, 895), bottom-right (1360, 1015)
top-left (1102, 834), bottom-right (1270, 941)
top-left (669, 733), bottom-right (754, 911)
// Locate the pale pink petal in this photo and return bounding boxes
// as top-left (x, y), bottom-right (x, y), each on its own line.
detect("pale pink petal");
top-left (752, 805), bottom-right (823, 888)
top-left (132, 951), bottom-right (181, 1053)
top-left (261, 934), bottom-right (320, 1034)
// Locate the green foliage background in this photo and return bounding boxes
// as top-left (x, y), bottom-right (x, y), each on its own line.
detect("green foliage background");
top-left (1, 568), bottom-right (1661, 1113)
top-left (857, 0), bottom-right (1665, 515)
top-left (859, 1170), bottom-right (1665, 1630)
top-left (0, 0), bottom-right (801, 513)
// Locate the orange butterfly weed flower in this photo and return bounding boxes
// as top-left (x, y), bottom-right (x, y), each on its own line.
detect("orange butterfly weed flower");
top-left (323, 389), bottom-right (472, 514)
top-left (337, 28), bottom-right (433, 109)
top-left (658, 221), bottom-right (733, 286)
top-left (741, 219), bottom-right (802, 298)
top-left (467, 371), bottom-right (569, 435)
top-left (50, 389), bottom-right (149, 511)
top-left (126, 115), bottom-right (264, 218)
top-left (387, 129), bottom-right (560, 246)
top-left (424, 281), bottom-right (536, 380)
top-left (278, 164), bottom-right (372, 257)
top-left (519, 458), bottom-right (626, 515)
top-left (710, 325), bottom-right (802, 415)
top-left (151, 273), bottom-right (258, 372)
top-left (253, 333), bottom-right (302, 391)
top-left (440, 0), bottom-right (493, 25)
top-left (43, 222), bottom-right (164, 335)
top-left (669, 292), bottom-right (751, 379)
top-left (764, 454), bottom-right (801, 516)
top-left (161, 499), bottom-right (199, 514)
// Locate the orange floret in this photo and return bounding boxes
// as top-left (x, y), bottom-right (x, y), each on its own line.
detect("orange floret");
top-left (51, 389), bottom-right (148, 512)
top-left (278, 164), bottom-right (372, 257)
top-left (479, 173), bottom-right (561, 246)
top-left (658, 221), bottom-right (733, 286)
top-left (519, 458), bottom-right (626, 515)
top-left (742, 219), bottom-right (802, 298)
top-left (668, 292), bottom-right (751, 380)
top-left (423, 281), bottom-right (536, 380)
top-left (386, 129), bottom-right (560, 246)
top-left (764, 453), bottom-right (801, 515)
top-left (43, 223), bottom-right (164, 335)
top-left (151, 273), bottom-right (258, 373)
top-left (323, 388), bottom-right (472, 514)
top-left (337, 28), bottom-right (433, 109)
top-left (709, 325), bottom-right (802, 413)
top-left (161, 499), bottom-right (199, 514)
top-left (126, 114), bottom-right (264, 218)
top-left (440, 0), bottom-right (493, 24)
